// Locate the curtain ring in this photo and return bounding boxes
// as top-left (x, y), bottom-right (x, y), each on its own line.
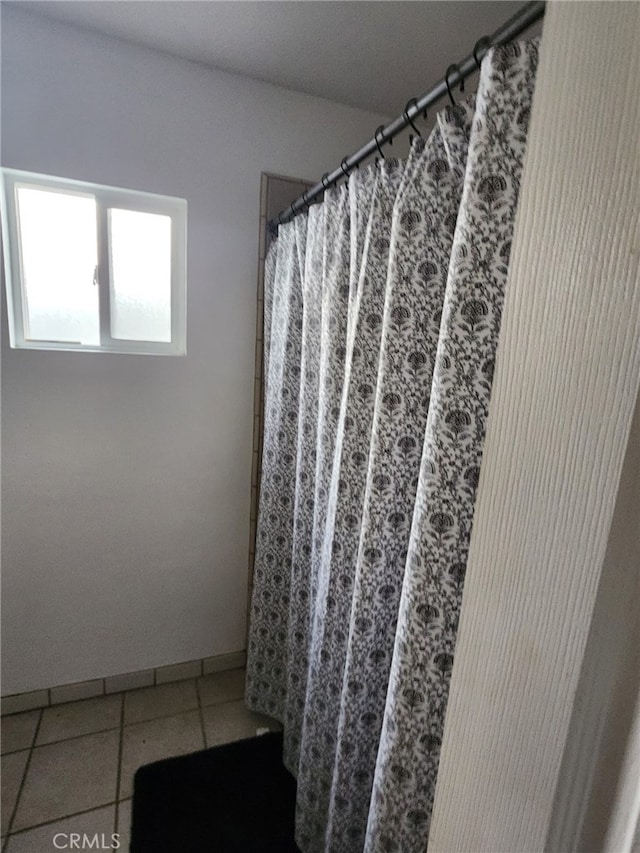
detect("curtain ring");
top-left (445, 64), bottom-right (465, 106)
top-left (340, 157), bottom-right (351, 179)
top-left (278, 212), bottom-right (284, 226)
top-left (321, 173), bottom-right (331, 190)
top-left (403, 98), bottom-right (422, 137)
top-left (473, 36), bottom-right (492, 69)
top-left (374, 125), bottom-right (387, 160)
top-left (302, 190), bottom-right (311, 212)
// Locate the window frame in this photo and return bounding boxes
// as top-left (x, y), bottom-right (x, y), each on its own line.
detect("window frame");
top-left (1, 168), bottom-right (187, 355)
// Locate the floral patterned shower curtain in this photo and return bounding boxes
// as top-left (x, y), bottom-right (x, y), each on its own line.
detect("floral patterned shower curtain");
top-left (247, 39), bottom-right (539, 853)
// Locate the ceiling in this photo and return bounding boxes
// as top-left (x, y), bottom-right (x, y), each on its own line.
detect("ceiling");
top-left (13, 1), bottom-right (539, 116)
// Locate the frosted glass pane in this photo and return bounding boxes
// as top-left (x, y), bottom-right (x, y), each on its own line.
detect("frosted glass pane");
top-left (109, 209), bottom-right (172, 342)
top-left (17, 187), bottom-right (99, 344)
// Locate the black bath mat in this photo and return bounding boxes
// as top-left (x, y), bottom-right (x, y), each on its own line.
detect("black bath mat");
top-left (131, 731), bottom-right (300, 852)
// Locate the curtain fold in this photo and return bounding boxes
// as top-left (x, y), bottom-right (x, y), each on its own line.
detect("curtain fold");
top-left (365, 39), bottom-right (539, 853)
top-left (246, 214), bottom-right (307, 719)
top-left (247, 36), bottom-right (539, 853)
top-left (296, 159), bottom-right (404, 851)
top-left (283, 202), bottom-right (325, 770)
top-left (282, 185), bottom-right (352, 772)
top-left (325, 105), bottom-right (474, 852)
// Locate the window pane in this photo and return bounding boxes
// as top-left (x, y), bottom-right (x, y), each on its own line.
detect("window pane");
top-left (108, 209), bottom-right (172, 343)
top-left (17, 186), bottom-right (99, 345)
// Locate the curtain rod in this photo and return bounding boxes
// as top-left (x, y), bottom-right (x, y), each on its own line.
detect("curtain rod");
top-left (268, 0), bottom-right (545, 232)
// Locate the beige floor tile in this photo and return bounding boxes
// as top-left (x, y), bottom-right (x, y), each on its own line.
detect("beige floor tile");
top-left (197, 668), bottom-right (246, 707)
top-left (1, 750), bottom-right (29, 835)
top-left (116, 799), bottom-right (131, 852)
top-left (119, 711), bottom-right (204, 799)
top-left (37, 695), bottom-right (122, 746)
top-left (2, 711), bottom-right (40, 754)
top-left (12, 730), bottom-right (119, 832)
top-left (5, 805), bottom-right (115, 853)
top-left (123, 680), bottom-right (198, 725)
top-left (202, 699), bottom-right (281, 748)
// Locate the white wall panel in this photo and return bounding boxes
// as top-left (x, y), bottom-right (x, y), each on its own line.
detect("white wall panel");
top-left (428, 2), bottom-right (640, 850)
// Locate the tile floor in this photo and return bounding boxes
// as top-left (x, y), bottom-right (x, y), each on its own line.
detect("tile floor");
top-left (1, 669), bottom-right (280, 852)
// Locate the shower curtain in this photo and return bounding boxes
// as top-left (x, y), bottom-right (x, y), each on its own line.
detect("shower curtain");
top-left (247, 39), bottom-right (539, 853)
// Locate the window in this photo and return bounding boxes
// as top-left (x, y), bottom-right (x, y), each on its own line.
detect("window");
top-left (1, 169), bottom-right (187, 354)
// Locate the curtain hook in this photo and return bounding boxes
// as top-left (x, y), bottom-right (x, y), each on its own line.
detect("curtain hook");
top-left (374, 125), bottom-right (387, 160)
top-left (302, 190), bottom-right (311, 212)
top-left (340, 157), bottom-right (351, 180)
top-left (403, 98), bottom-right (422, 138)
top-left (473, 36), bottom-right (492, 69)
top-left (321, 173), bottom-right (330, 190)
top-left (445, 64), bottom-right (465, 106)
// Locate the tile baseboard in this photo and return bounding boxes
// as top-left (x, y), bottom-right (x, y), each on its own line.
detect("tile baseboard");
top-left (1, 650), bottom-right (247, 716)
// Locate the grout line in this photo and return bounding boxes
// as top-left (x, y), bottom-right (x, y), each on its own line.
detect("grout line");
top-left (4, 684), bottom-right (256, 844)
top-left (194, 679), bottom-right (208, 750)
top-left (3, 689), bottom-right (228, 752)
top-left (7, 800), bottom-right (120, 838)
top-left (1, 705), bottom-right (44, 757)
top-left (33, 721), bottom-right (123, 750)
top-left (123, 704), bottom-right (201, 730)
top-left (3, 679), bottom-right (248, 837)
top-left (6, 708), bottom-right (43, 837)
top-left (114, 693), bottom-right (125, 835)
top-left (9, 690), bottom-right (230, 748)
top-left (2, 653), bottom-right (247, 714)
top-left (199, 694), bottom-right (247, 715)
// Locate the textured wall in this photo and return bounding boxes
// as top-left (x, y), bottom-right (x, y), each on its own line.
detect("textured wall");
top-left (429, 2), bottom-right (640, 850)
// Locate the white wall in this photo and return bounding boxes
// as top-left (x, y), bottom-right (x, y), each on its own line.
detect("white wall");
top-left (428, 2), bottom-right (640, 850)
top-left (0, 6), bottom-right (389, 695)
